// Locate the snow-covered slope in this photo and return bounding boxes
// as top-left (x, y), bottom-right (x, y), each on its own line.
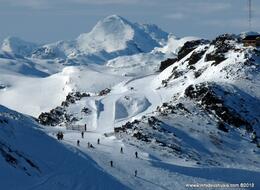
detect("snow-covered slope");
top-left (0, 66), bottom-right (125, 117)
top-left (0, 105), bottom-right (128, 190)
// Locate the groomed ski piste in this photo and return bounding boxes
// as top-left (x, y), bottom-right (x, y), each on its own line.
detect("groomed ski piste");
top-left (0, 15), bottom-right (260, 190)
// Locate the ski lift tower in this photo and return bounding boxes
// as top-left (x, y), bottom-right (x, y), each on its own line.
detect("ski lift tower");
top-left (243, 0), bottom-right (260, 47)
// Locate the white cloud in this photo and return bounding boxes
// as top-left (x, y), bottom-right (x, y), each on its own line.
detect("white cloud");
top-left (164, 13), bottom-right (186, 20)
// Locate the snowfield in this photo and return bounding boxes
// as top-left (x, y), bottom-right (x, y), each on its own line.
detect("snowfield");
top-left (0, 15), bottom-right (260, 190)
top-left (0, 105), bottom-right (129, 190)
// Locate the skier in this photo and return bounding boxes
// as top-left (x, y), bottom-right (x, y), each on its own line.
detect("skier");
top-left (84, 124), bottom-right (87, 132)
top-left (57, 132), bottom-right (64, 140)
top-left (81, 131), bottom-right (84, 138)
top-left (135, 151), bottom-right (138, 158)
top-left (110, 161), bottom-right (113, 167)
top-left (134, 170), bottom-right (137, 177)
top-left (97, 138), bottom-right (100, 144)
top-left (120, 147), bottom-right (123, 154)
top-left (77, 140), bottom-right (80, 146)
top-left (90, 144), bottom-right (95, 149)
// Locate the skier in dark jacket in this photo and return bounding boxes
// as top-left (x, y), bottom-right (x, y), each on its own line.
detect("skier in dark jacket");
top-left (120, 147), bottom-right (123, 154)
top-left (110, 161), bottom-right (113, 167)
top-left (135, 151), bottom-right (138, 158)
top-left (84, 124), bottom-right (87, 131)
top-left (134, 170), bottom-right (137, 177)
top-left (77, 140), bottom-right (80, 146)
top-left (81, 131), bottom-right (84, 138)
top-left (97, 138), bottom-right (100, 144)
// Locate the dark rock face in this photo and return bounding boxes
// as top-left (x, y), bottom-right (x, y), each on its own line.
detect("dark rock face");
top-left (38, 106), bottom-right (67, 126)
top-left (62, 92), bottom-right (90, 106)
top-left (177, 40), bottom-right (208, 61)
top-left (211, 34), bottom-right (239, 49)
top-left (187, 49), bottom-right (207, 66)
top-left (184, 83), bottom-right (251, 131)
top-left (114, 116), bottom-right (181, 153)
top-left (159, 58), bottom-right (177, 71)
top-left (99, 88), bottom-right (111, 96)
top-left (38, 91), bottom-right (91, 126)
top-left (194, 68), bottom-right (205, 78)
top-left (205, 34), bottom-right (239, 66)
top-left (205, 53), bottom-right (226, 66)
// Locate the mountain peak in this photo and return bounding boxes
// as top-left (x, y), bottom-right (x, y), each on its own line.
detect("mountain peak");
top-left (1, 36), bottom-right (38, 57)
top-left (77, 15), bottom-right (135, 53)
top-left (93, 14), bottom-right (132, 33)
top-left (102, 14), bottom-right (126, 22)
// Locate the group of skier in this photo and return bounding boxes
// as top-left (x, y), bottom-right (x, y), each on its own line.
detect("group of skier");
top-left (56, 124), bottom-right (141, 177)
top-left (56, 131), bottom-right (64, 140)
top-left (110, 150), bottom-right (139, 177)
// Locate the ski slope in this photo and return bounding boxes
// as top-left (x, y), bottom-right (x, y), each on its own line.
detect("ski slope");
top-left (0, 105), bottom-right (129, 190)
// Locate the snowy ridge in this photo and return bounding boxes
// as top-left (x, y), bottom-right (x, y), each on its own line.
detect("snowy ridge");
top-left (1, 37), bottom-right (39, 57)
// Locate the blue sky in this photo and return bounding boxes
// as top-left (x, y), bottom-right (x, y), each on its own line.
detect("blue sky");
top-left (0, 0), bottom-right (259, 43)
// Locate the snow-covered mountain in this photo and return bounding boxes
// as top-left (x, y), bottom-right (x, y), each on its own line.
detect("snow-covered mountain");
top-left (0, 15), bottom-right (260, 190)
top-left (31, 15), bottom-right (168, 64)
top-left (1, 37), bottom-right (39, 57)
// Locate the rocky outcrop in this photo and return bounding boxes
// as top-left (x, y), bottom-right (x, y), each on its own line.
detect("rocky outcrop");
top-left (38, 91), bottom-right (91, 126)
top-left (205, 34), bottom-right (239, 66)
top-left (114, 116), bottom-right (181, 153)
top-left (184, 83), bottom-right (252, 131)
top-left (38, 106), bottom-right (68, 126)
top-left (159, 58), bottom-right (177, 71)
top-left (99, 88), bottom-right (111, 96)
top-left (62, 92), bottom-right (90, 106)
top-left (187, 49), bottom-right (207, 66)
top-left (177, 40), bottom-right (208, 61)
